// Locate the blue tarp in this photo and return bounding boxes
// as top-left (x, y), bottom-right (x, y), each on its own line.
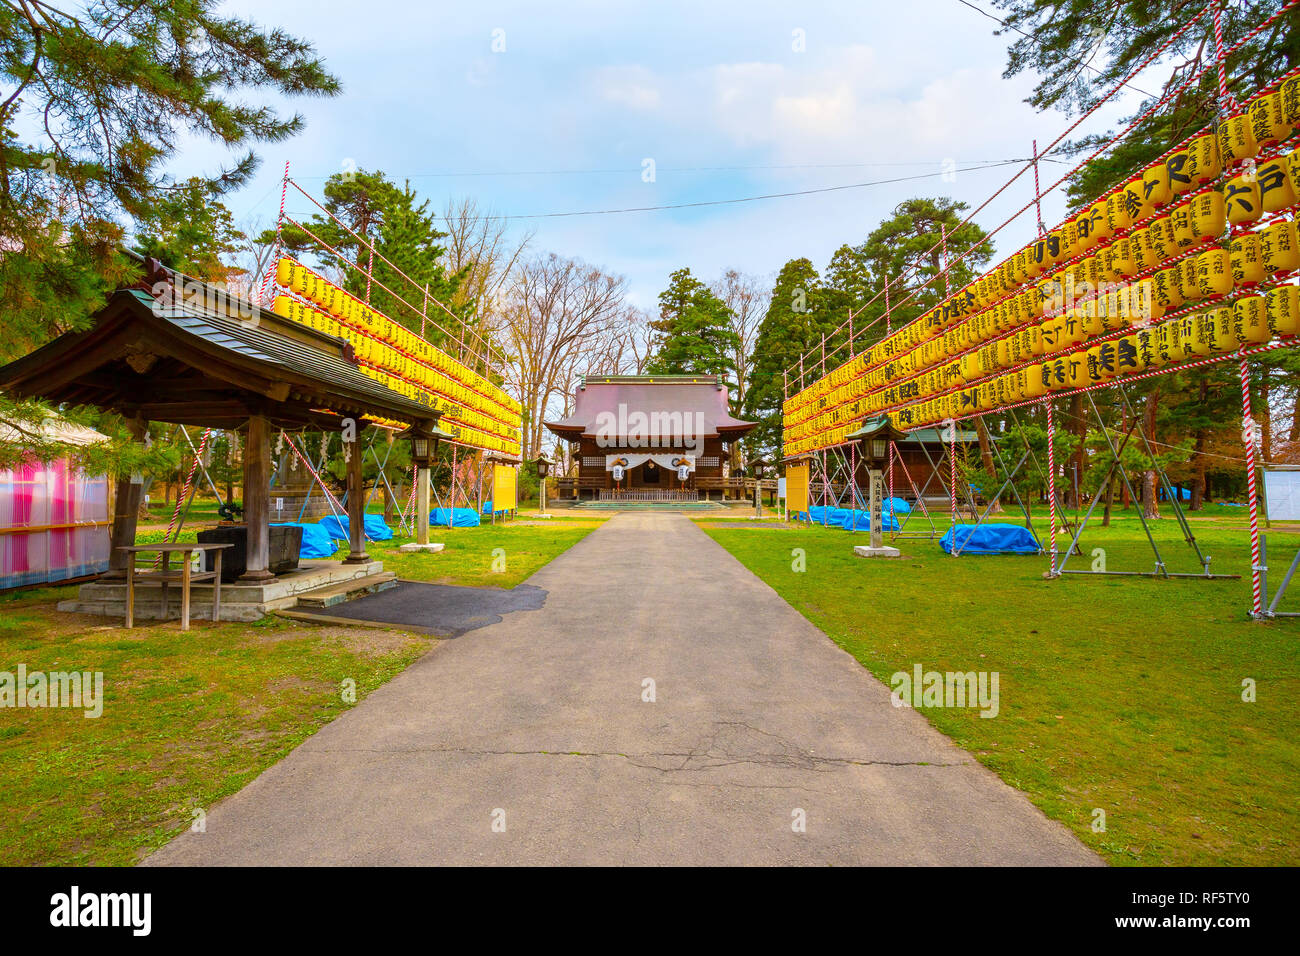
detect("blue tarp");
top-left (884, 497), bottom-right (911, 516)
top-left (479, 499), bottom-right (513, 515)
top-left (431, 507), bottom-right (480, 527)
top-left (939, 524), bottom-right (1039, 555)
top-left (273, 522), bottom-right (338, 559)
top-left (317, 513), bottom-right (394, 542)
top-left (806, 505), bottom-right (900, 532)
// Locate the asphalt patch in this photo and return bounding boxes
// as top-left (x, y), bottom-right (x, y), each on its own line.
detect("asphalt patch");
top-left (293, 580), bottom-right (548, 637)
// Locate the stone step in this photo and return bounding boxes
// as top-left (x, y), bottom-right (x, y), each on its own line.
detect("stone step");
top-left (294, 572), bottom-right (397, 608)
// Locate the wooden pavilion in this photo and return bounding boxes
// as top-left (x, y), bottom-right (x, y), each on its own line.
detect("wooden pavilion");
top-left (0, 258), bottom-right (445, 600)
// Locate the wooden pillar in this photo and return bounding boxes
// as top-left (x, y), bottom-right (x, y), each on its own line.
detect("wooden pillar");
top-left (416, 466), bottom-right (430, 546)
top-left (239, 413), bottom-right (274, 582)
top-left (106, 415), bottom-right (147, 577)
top-left (344, 433), bottom-right (369, 564)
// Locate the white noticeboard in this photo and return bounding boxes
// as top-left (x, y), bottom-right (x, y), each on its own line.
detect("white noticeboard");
top-left (777, 477), bottom-right (787, 499)
top-left (1263, 470), bottom-right (1300, 521)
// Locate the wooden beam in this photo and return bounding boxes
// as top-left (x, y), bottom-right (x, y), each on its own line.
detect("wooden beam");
top-left (135, 401), bottom-right (251, 421)
top-left (239, 413), bottom-right (274, 582)
top-left (344, 435), bottom-right (369, 564)
top-left (105, 414), bottom-right (147, 577)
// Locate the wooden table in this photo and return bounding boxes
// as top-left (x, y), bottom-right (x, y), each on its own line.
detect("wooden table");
top-left (117, 543), bottom-right (233, 631)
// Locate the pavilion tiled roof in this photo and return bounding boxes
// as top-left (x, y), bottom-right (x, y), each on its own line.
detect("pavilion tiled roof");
top-left (545, 374), bottom-right (756, 441)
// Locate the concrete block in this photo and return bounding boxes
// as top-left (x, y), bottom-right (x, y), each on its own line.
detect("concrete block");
top-left (854, 545), bottom-right (902, 558)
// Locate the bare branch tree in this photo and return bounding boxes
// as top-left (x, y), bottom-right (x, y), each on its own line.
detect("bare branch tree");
top-left (500, 252), bottom-right (628, 458)
top-left (710, 268), bottom-right (768, 413)
top-left (439, 196), bottom-right (533, 338)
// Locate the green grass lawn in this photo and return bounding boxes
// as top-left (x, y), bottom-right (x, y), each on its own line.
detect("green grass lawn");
top-left (0, 515), bottom-right (602, 865)
top-left (698, 512), bottom-right (1300, 867)
top-left (0, 589), bottom-right (435, 865)
top-left (375, 520), bottom-right (605, 588)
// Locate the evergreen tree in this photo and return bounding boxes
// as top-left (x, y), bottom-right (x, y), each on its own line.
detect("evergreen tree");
top-left (132, 178), bottom-right (246, 282)
top-left (1, 0), bottom-right (340, 350)
top-left (1, 0), bottom-right (339, 470)
top-left (989, 1), bottom-right (1300, 208)
top-left (269, 171), bottom-right (471, 354)
top-left (743, 258), bottom-right (838, 458)
top-left (646, 267), bottom-right (740, 380)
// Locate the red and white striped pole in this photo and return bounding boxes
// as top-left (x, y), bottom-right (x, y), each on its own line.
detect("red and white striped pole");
top-left (948, 419), bottom-right (957, 553)
top-left (1213, 2), bottom-right (1264, 616)
top-left (158, 427), bottom-right (212, 566)
top-left (258, 162), bottom-right (290, 306)
top-left (1213, 3), bottom-right (1234, 109)
top-left (1045, 398), bottom-right (1058, 576)
top-left (1239, 353), bottom-right (1265, 617)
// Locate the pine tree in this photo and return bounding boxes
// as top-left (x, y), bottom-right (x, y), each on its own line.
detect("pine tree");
top-left (989, 1), bottom-right (1300, 208)
top-left (1, 0), bottom-right (340, 348)
top-left (743, 258), bottom-right (836, 458)
top-left (646, 267), bottom-right (740, 380)
top-left (1, 1), bottom-right (340, 470)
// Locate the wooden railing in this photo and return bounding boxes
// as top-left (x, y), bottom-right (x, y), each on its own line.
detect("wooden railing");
top-left (598, 489), bottom-right (699, 502)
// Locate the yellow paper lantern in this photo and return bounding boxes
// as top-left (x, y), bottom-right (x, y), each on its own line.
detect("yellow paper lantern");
top-left (1153, 319), bottom-right (1181, 365)
top-left (1187, 132), bottom-right (1221, 185)
top-left (1153, 266), bottom-right (1185, 312)
top-left (1260, 219), bottom-right (1300, 275)
top-left (1283, 76), bottom-right (1300, 129)
top-left (1086, 341), bottom-right (1117, 384)
top-left (1178, 255), bottom-right (1202, 302)
top-left (1165, 148), bottom-right (1194, 196)
top-left (1191, 191), bottom-right (1227, 242)
top-left (1115, 333), bottom-right (1147, 374)
top-left (1177, 313), bottom-right (1201, 359)
top-left (1142, 161), bottom-right (1172, 209)
top-left (1202, 306), bottom-right (1238, 354)
top-left (1229, 233), bottom-right (1264, 288)
top-left (1249, 91), bottom-right (1288, 149)
top-left (1122, 177), bottom-right (1151, 225)
top-left (1256, 157), bottom-right (1298, 214)
top-left (1266, 285), bottom-right (1299, 337)
top-left (1233, 295), bottom-right (1270, 344)
top-left (1106, 191), bottom-right (1133, 234)
top-left (1195, 248), bottom-right (1233, 298)
top-left (1217, 113), bottom-right (1257, 168)
top-left (1223, 174), bottom-right (1262, 227)
top-left (1169, 202), bottom-right (1196, 247)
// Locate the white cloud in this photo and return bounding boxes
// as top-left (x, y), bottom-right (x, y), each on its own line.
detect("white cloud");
top-left (592, 65), bottom-right (663, 111)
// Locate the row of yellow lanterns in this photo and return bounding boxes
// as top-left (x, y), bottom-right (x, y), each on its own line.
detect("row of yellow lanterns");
top-left (783, 71), bottom-right (1300, 455)
top-left (273, 258), bottom-right (522, 426)
top-left (784, 213), bottom-right (1299, 443)
top-left (784, 286), bottom-right (1299, 456)
top-left (785, 73), bottom-right (1300, 422)
top-left (785, 152), bottom-right (1297, 435)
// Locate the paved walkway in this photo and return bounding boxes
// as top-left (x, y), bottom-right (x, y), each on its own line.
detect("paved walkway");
top-left (146, 513), bottom-right (1098, 866)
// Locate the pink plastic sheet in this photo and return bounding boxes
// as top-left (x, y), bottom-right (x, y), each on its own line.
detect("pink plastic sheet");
top-left (0, 458), bottom-right (109, 589)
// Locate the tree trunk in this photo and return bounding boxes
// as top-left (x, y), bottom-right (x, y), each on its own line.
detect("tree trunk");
top-left (976, 418), bottom-right (1002, 513)
top-left (1102, 474), bottom-right (1115, 527)
top-left (1119, 408), bottom-right (1131, 510)
top-left (1067, 393), bottom-right (1085, 509)
top-left (1142, 390), bottom-right (1161, 520)
top-left (1256, 382), bottom-right (1272, 464)
top-left (1191, 377), bottom-right (1207, 511)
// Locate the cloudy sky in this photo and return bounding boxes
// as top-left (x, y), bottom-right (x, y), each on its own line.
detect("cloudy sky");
top-left (174, 0), bottom-right (1152, 308)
